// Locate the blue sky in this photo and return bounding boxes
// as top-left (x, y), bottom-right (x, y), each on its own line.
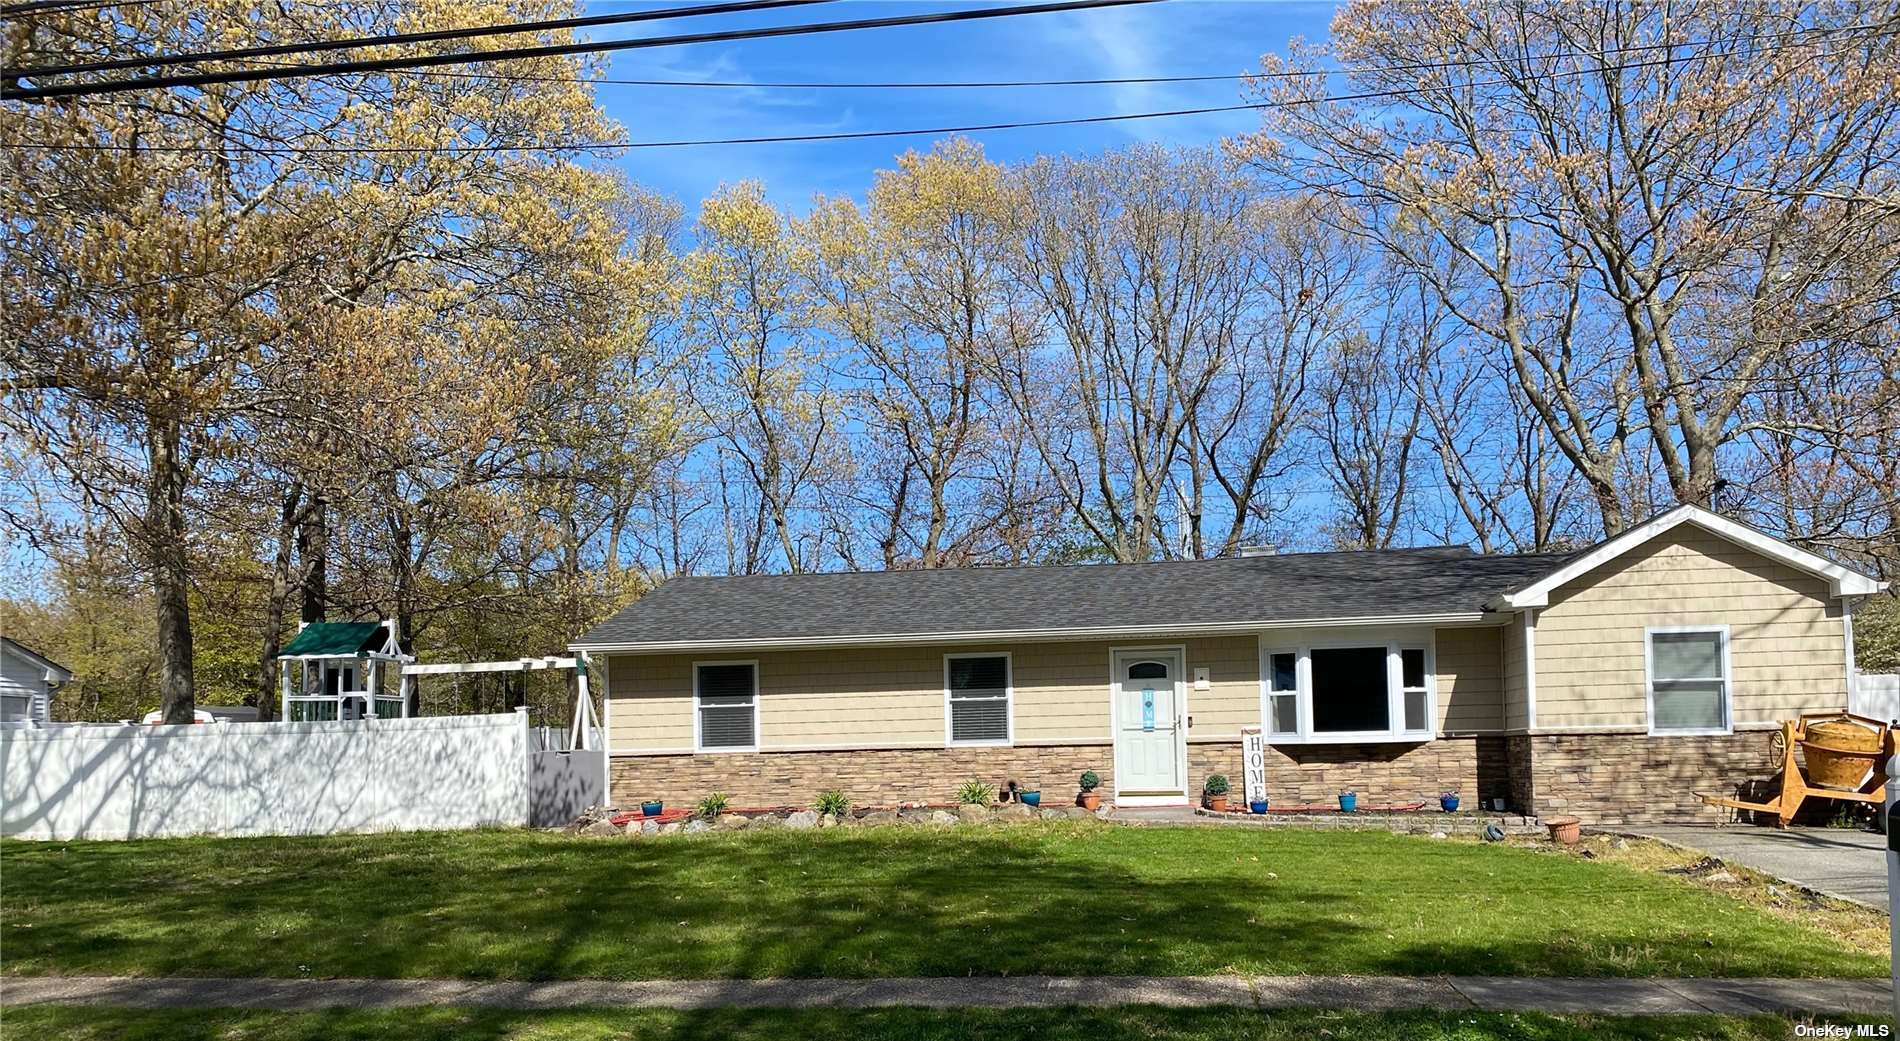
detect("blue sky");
top-left (586, 0), bottom-right (1338, 211)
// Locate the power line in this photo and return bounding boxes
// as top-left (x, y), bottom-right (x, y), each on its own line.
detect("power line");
top-left (11, 27), bottom-right (1897, 155)
top-left (1, 0), bottom-right (1162, 101)
top-left (6, 0), bottom-right (836, 81)
top-left (0, 0), bottom-right (159, 15)
top-left (219, 18), bottom-right (1878, 91)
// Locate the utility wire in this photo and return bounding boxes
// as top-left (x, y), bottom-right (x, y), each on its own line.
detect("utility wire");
top-left (6, 0), bottom-right (836, 80)
top-left (1, 0), bottom-right (1161, 100)
top-left (11, 27), bottom-right (1897, 156)
top-left (216, 17), bottom-right (1886, 91)
top-left (0, 0), bottom-right (159, 16)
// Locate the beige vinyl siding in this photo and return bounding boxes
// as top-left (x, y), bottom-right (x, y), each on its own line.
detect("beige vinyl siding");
top-left (1534, 528), bottom-right (1847, 729)
top-left (1434, 625), bottom-right (1504, 733)
top-left (608, 635), bottom-right (1262, 752)
top-left (1502, 613), bottom-right (1530, 731)
top-left (1179, 635), bottom-right (1263, 739)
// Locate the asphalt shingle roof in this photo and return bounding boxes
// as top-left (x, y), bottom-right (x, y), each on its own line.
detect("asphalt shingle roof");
top-left (574, 547), bottom-right (1576, 649)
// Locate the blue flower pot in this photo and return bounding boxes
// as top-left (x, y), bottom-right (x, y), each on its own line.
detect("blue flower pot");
top-left (1249, 799), bottom-right (1269, 814)
top-left (1338, 793), bottom-right (1357, 813)
top-left (1022, 791), bottom-right (1041, 807)
top-left (641, 801), bottom-right (663, 817)
top-left (1440, 795), bottom-right (1460, 812)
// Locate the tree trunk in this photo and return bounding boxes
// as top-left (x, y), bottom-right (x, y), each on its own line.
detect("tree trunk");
top-left (298, 494), bottom-right (328, 622)
top-left (255, 484), bottom-right (304, 721)
top-left (146, 413), bottom-right (196, 724)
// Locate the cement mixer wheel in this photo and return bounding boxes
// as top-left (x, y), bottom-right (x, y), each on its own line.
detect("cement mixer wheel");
top-left (1767, 729), bottom-right (1787, 770)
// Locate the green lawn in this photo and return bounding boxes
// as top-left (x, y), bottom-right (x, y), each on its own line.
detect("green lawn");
top-left (0, 1006), bottom-right (1863, 1041)
top-left (0, 825), bottom-right (1884, 979)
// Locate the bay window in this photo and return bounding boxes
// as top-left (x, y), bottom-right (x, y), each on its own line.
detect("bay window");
top-left (1258, 640), bottom-right (1436, 743)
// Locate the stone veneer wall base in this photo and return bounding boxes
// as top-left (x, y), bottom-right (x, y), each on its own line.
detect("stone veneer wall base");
top-left (609, 731), bottom-right (1810, 824)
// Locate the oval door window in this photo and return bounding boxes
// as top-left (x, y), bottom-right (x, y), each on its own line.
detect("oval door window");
top-left (1126, 661), bottom-right (1169, 680)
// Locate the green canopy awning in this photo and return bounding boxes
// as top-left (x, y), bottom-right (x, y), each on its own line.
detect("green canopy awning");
top-left (280, 622), bottom-right (386, 658)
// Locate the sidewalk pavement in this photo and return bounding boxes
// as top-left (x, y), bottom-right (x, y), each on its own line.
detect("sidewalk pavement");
top-left (2, 974), bottom-right (1890, 1016)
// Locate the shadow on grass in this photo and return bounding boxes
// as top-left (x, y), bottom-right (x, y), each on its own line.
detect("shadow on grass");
top-left (0, 825), bottom-right (1883, 980)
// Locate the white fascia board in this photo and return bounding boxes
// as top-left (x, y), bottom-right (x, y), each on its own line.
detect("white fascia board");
top-left (1487, 503), bottom-right (1886, 610)
top-left (571, 612), bottom-right (1494, 655)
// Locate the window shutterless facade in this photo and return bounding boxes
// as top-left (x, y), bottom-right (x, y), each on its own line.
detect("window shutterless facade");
top-left (1257, 638), bottom-right (1436, 744)
top-left (945, 652), bottom-right (1012, 746)
top-left (1646, 626), bottom-right (1731, 735)
top-left (694, 661), bottom-right (759, 751)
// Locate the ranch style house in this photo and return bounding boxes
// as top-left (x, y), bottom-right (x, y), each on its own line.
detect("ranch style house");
top-left (572, 505), bottom-right (1885, 824)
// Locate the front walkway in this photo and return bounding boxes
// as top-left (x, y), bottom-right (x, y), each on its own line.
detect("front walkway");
top-left (2, 974), bottom-right (1888, 1016)
top-left (1631, 825), bottom-right (1889, 908)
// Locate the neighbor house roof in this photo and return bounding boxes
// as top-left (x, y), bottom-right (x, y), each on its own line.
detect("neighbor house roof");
top-left (574, 547), bottom-right (1577, 652)
top-left (280, 621), bottom-right (391, 658)
top-left (1, 637), bottom-right (73, 682)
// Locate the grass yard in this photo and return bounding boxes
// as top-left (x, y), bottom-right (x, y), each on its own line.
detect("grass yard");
top-left (0, 825), bottom-right (1885, 980)
top-left (3, 1006), bottom-right (1877, 1041)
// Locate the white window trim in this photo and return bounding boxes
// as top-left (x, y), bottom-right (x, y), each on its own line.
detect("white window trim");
top-left (1644, 625), bottom-right (1733, 737)
top-left (944, 651), bottom-right (1013, 747)
top-left (1262, 647), bottom-right (1301, 739)
top-left (693, 659), bottom-right (760, 753)
top-left (1256, 638), bottom-right (1437, 745)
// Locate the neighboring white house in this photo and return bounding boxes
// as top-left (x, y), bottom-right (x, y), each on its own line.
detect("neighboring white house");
top-left (1, 637), bottom-right (72, 727)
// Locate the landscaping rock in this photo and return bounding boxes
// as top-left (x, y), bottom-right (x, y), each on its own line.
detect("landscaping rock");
top-left (1429, 831), bottom-right (1449, 840)
top-left (784, 810), bottom-right (820, 829)
top-left (658, 822), bottom-right (683, 835)
top-left (750, 815), bottom-right (782, 830)
top-left (717, 814), bottom-right (750, 830)
top-left (581, 820), bottom-right (621, 838)
top-left (683, 818), bottom-right (711, 833)
top-left (929, 810), bottom-right (958, 826)
top-left (817, 814), bottom-right (839, 828)
top-left (641, 820), bottom-right (661, 835)
top-left (956, 803), bottom-right (990, 824)
top-left (994, 802), bottom-right (1035, 821)
top-left (897, 807), bottom-right (936, 823)
top-left (858, 811), bottom-right (900, 827)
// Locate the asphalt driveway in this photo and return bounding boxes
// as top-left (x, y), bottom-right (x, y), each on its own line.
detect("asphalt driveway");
top-left (1633, 825), bottom-right (1888, 908)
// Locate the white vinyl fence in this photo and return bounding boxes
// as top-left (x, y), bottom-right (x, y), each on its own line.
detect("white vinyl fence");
top-left (1, 709), bottom-right (606, 840)
top-left (1854, 673), bottom-right (1900, 724)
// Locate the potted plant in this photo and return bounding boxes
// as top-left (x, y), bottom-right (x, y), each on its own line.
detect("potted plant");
top-left (1249, 794), bottom-right (1269, 814)
top-left (1337, 789), bottom-right (1357, 813)
top-left (1202, 774), bottom-right (1231, 812)
top-left (1077, 770), bottom-right (1102, 811)
top-left (696, 791), bottom-right (730, 819)
top-left (1439, 790), bottom-right (1460, 813)
top-left (641, 799), bottom-right (664, 818)
top-left (1021, 788), bottom-right (1042, 808)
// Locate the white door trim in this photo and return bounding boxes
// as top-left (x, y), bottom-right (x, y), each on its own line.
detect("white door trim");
top-left (1108, 644), bottom-right (1189, 805)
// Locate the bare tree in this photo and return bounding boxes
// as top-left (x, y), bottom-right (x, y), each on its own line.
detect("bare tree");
top-left (1239, 0), bottom-right (1900, 535)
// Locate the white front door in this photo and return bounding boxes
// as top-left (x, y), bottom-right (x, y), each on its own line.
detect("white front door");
top-left (1113, 649), bottom-right (1185, 797)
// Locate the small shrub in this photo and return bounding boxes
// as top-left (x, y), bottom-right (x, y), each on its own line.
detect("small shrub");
top-left (957, 779), bottom-right (996, 805)
top-left (1202, 774), bottom-right (1230, 796)
top-left (814, 789), bottom-right (850, 817)
top-left (696, 792), bottom-right (730, 818)
top-left (1079, 770), bottom-right (1100, 792)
